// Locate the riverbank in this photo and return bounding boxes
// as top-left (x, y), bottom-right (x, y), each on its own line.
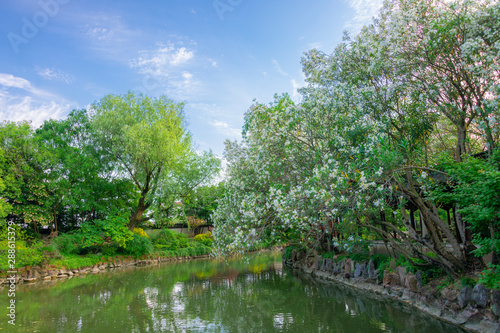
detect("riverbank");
top-left (283, 251), bottom-right (500, 333)
top-left (0, 253), bottom-right (212, 285)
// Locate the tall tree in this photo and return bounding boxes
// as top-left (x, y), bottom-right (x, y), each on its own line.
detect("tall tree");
top-left (90, 92), bottom-right (192, 229)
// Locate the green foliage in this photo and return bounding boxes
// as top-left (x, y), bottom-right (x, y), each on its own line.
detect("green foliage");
top-left (152, 229), bottom-right (181, 251)
top-left (478, 264), bottom-right (500, 290)
top-left (122, 234), bottom-right (154, 256)
top-left (333, 236), bottom-right (370, 256)
top-left (183, 183), bottom-right (225, 223)
top-left (321, 252), bottom-right (335, 259)
top-left (460, 276), bottom-right (477, 289)
top-left (212, 0), bottom-right (500, 279)
top-left (0, 226), bottom-right (47, 269)
top-left (371, 254), bottom-right (391, 269)
top-left (51, 254), bottom-right (103, 270)
top-left (52, 233), bottom-right (84, 255)
top-left (194, 231), bottom-right (214, 247)
top-left (176, 232), bottom-right (189, 248)
top-left (437, 276), bottom-right (455, 292)
top-left (435, 152), bottom-right (500, 258)
top-left (91, 92), bottom-right (196, 229)
top-left (79, 212), bottom-right (133, 250)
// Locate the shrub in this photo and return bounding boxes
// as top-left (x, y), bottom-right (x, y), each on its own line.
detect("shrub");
top-left (152, 229), bottom-right (179, 251)
top-left (176, 232), bottom-right (189, 248)
top-left (133, 228), bottom-right (149, 238)
top-left (0, 226), bottom-right (47, 269)
top-left (478, 264), bottom-right (500, 290)
top-left (460, 276), bottom-right (477, 289)
top-left (122, 234), bottom-right (154, 256)
top-left (52, 233), bottom-right (84, 255)
top-left (194, 231), bottom-right (214, 247)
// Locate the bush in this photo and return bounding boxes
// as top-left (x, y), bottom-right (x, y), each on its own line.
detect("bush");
top-left (52, 233), bottom-right (84, 255)
top-left (176, 232), bottom-right (189, 248)
top-left (122, 234), bottom-right (154, 256)
top-left (152, 229), bottom-right (179, 251)
top-left (0, 226), bottom-right (47, 269)
top-left (133, 228), bottom-right (149, 238)
top-left (479, 264), bottom-right (500, 290)
top-left (79, 213), bottom-right (133, 249)
top-left (194, 231), bottom-right (214, 247)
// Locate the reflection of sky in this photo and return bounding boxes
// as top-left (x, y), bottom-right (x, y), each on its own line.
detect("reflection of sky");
top-left (273, 313), bottom-right (294, 330)
top-left (143, 281), bottom-right (227, 332)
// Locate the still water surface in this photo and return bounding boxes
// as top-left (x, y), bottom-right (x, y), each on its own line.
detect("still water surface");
top-left (0, 252), bottom-right (465, 332)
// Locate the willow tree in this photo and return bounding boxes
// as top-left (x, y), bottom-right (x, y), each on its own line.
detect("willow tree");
top-left (90, 92), bottom-right (192, 229)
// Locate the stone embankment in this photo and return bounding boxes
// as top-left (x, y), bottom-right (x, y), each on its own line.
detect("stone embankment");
top-left (283, 249), bottom-right (500, 333)
top-left (0, 254), bottom-right (211, 285)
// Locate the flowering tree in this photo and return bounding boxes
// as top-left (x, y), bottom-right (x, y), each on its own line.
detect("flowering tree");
top-left (213, 0), bottom-right (499, 277)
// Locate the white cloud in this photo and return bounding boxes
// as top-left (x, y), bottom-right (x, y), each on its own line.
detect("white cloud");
top-left (272, 59), bottom-right (288, 76)
top-left (79, 13), bottom-right (141, 61)
top-left (35, 67), bottom-right (74, 84)
top-left (182, 71), bottom-right (193, 80)
top-left (130, 44), bottom-right (195, 78)
top-left (170, 47), bottom-right (195, 66)
top-left (129, 43), bottom-right (201, 98)
top-left (0, 73), bottom-right (72, 128)
top-left (0, 73), bottom-right (31, 90)
top-left (209, 120), bottom-right (241, 138)
top-left (345, 0), bottom-right (384, 32)
top-left (83, 14), bottom-right (138, 43)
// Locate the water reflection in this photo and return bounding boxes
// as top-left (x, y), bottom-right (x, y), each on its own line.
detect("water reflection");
top-left (0, 253), bottom-right (465, 333)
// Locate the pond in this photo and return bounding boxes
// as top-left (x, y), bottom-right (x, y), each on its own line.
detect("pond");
top-left (0, 252), bottom-right (465, 332)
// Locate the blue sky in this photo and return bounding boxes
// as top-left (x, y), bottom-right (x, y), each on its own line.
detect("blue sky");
top-left (0, 0), bottom-right (382, 157)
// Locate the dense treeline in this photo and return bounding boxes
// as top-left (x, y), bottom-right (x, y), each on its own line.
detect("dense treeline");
top-left (0, 92), bottom-right (220, 261)
top-left (213, 0), bottom-right (500, 281)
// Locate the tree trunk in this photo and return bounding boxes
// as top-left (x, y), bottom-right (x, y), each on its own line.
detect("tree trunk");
top-left (455, 122), bottom-right (467, 162)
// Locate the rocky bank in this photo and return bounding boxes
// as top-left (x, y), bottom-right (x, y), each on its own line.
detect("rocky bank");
top-left (284, 249), bottom-right (500, 333)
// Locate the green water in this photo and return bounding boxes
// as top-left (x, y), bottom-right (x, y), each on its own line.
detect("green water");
top-left (0, 252), bottom-right (465, 333)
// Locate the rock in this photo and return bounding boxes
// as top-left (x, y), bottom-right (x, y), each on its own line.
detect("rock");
top-left (415, 270), bottom-right (423, 292)
top-left (383, 271), bottom-right (400, 286)
top-left (42, 276), bottom-right (51, 280)
top-left (368, 259), bottom-right (376, 280)
top-left (472, 284), bottom-right (489, 308)
top-left (458, 286), bottom-right (473, 308)
top-left (315, 258), bottom-right (321, 270)
top-left (324, 259), bottom-right (332, 271)
top-left (333, 262), bottom-right (342, 275)
top-left (491, 290), bottom-right (500, 317)
top-left (395, 266), bottom-right (406, 286)
top-left (456, 307), bottom-right (479, 325)
top-left (354, 263), bottom-right (368, 279)
top-left (405, 274), bottom-right (419, 293)
top-left (331, 262), bottom-right (337, 274)
top-left (389, 259), bottom-right (396, 271)
top-left (374, 269), bottom-right (381, 284)
top-left (440, 287), bottom-right (459, 301)
top-left (57, 274), bottom-right (69, 278)
top-left (24, 277), bottom-right (37, 282)
top-left (345, 259), bottom-right (352, 274)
